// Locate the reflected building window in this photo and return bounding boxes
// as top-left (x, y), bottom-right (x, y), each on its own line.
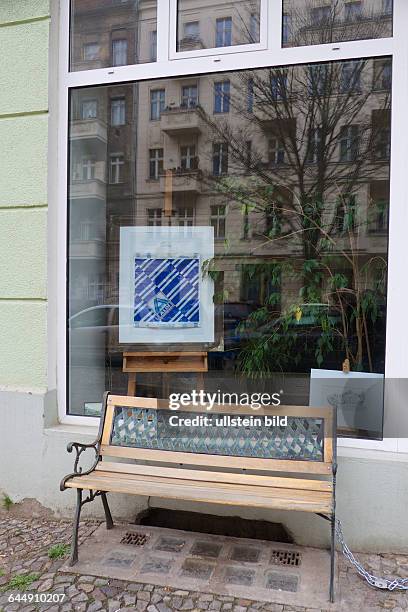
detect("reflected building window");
top-left (180, 145), bottom-right (198, 170)
top-left (373, 58), bottom-right (392, 91)
top-left (177, 207), bottom-right (195, 227)
top-left (109, 154), bottom-right (124, 184)
top-left (181, 85), bottom-right (198, 108)
top-left (150, 89), bottom-right (165, 120)
top-left (345, 2), bottom-right (363, 22)
top-left (268, 139), bottom-right (285, 165)
top-left (214, 81), bottom-right (230, 113)
top-left (112, 39), bottom-right (128, 66)
top-left (81, 157), bottom-right (96, 181)
top-left (339, 125), bottom-right (360, 162)
top-left (216, 17), bottom-right (232, 47)
top-left (147, 208), bottom-right (162, 226)
top-left (212, 143), bottom-right (229, 176)
top-left (111, 98), bottom-right (126, 126)
top-left (282, 14), bottom-right (291, 44)
top-left (340, 61), bottom-right (362, 93)
top-left (81, 99), bottom-right (97, 119)
top-left (210, 205), bottom-right (226, 238)
top-left (83, 42), bottom-right (100, 61)
top-left (382, 0), bottom-right (393, 15)
top-left (310, 5), bottom-right (331, 26)
top-left (149, 148), bottom-right (164, 179)
top-left (307, 127), bottom-right (323, 164)
top-left (150, 30), bottom-right (157, 62)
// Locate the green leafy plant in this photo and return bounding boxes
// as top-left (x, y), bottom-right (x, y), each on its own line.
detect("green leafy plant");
top-left (0, 573), bottom-right (39, 593)
top-left (47, 543), bottom-right (70, 560)
top-left (2, 495), bottom-right (13, 511)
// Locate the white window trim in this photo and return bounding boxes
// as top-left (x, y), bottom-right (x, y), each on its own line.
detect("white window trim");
top-left (57, 0), bottom-right (408, 454)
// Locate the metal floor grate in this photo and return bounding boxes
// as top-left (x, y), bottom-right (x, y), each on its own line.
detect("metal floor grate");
top-left (120, 531), bottom-right (149, 546)
top-left (270, 549), bottom-right (302, 567)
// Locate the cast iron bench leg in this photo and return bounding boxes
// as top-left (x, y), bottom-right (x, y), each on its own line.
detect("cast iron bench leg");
top-left (101, 491), bottom-right (114, 529)
top-left (69, 488), bottom-right (82, 566)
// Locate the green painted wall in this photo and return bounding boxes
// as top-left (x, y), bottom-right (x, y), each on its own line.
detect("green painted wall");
top-left (0, 2), bottom-right (49, 389)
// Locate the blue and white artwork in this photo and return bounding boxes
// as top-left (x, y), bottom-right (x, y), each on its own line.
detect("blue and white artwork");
top-left (133, 257), bottom-right (200, 328)
top-left (119, 226), bottom-right (214, 344)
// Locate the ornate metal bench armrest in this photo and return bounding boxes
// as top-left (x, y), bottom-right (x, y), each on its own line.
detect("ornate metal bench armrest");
top-left (60, 441), bottom-right (101, 491)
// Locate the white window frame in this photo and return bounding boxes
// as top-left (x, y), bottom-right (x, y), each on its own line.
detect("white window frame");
top-left (57, 0), bottom-right (408, 454)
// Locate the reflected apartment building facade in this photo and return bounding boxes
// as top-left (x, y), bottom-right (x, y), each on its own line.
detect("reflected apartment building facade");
top-left (69, 0), bottom-right (391, 412)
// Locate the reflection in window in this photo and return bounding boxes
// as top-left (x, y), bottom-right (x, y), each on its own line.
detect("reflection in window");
top-left (109, 155), bottom-right (124, 184)
top-left (149, 149), bottom-right (164, 179)
top-left (81, 99), bottom-right (97, 119)
top-left (150, 89), bottom-right (165, 120)
top-left (111, 98), bottom-right (126, 126)
top-left (181, 85), bottom-right (198, 108)
top-left (214, 81), bottom-right (230, 113)
top-left (212, 143), bottom-right (229, 175)
top-left (210, 205), bottom-right (226, 238)
top-left (68, 59), bottom-right (391, 439)
top-left (282, 0), bottom-right (393, 47)
top-left (70, 0), bottom-right (158, 71)
top-left (177, 0), bottom-right (261, 51)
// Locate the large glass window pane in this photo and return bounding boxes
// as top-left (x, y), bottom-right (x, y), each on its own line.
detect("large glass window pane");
top-left (68, 58), bottom-right (391, 439)
top-left (177, 0), bottom-right (261, 51)
top-left (70, 0), bottom-right (158, 71)
top-left (282, 0), bottom-right (393, 47)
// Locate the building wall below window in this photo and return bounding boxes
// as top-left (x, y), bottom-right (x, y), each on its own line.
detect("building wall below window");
top-left (0, 0), bottom-right (49, 388)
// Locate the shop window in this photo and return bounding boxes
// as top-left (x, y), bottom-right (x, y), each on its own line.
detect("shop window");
top-left (67, 60), bottom-right (391, 440)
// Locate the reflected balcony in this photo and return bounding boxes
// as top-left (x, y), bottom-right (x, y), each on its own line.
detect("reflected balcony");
top-left (69, 239), bottom-right (105, 260)
top-left (160, 168), bottom-right (203, 194)
top-left (161, 106), bottom-right (204, 137)
top-left (70, 118), bottom-right (108, 147)
top-left (70, 179), bottom-right (106, 201)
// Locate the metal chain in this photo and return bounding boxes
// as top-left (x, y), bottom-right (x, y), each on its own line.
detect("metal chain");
top-left (336, 519), bottom-right (408, 591)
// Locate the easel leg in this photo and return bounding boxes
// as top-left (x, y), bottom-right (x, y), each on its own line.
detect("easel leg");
top-left (197, 372), bottom-right (204, 391)
top-left (127, 372), bottom-right (136, 396)
top-left (101, 492), bottom-right (114, 530)
top-left (330, 515), bottom-right (335, 603)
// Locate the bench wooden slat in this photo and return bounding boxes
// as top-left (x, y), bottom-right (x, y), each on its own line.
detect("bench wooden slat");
top-left (100, 444), bottom-right (332, 475)
top-left (66, 473), bottom-right (333, 513)
top-left (96, 461), bottom-right (332, 492)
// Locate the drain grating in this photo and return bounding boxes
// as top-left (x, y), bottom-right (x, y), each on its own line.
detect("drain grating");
top-left (120, 531), bottom-right (149, 546)
top-left (270, 549), bottom-right (302, 567)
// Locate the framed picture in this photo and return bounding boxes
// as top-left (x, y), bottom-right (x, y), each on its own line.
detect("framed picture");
top-left (119, 226), bottom-right (214, 344)
top-left (309, 369), bottom-right (384, 438)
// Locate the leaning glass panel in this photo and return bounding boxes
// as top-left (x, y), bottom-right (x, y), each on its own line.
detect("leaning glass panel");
top-left (68, 58), bottom-right (391, 440)
top-left (70, 0), bottom-right (158, 71)
top-left (282, 0), bottom-right (393, 47)
top-left (177, 0), bottom-right (261, 51)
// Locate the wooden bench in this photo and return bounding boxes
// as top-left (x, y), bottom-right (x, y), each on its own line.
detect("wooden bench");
top-left (61, 392), bottom-right (337, 602)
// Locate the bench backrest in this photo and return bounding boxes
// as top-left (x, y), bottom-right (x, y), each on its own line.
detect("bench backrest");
top-left (99, 394), bottom-right (336, 476)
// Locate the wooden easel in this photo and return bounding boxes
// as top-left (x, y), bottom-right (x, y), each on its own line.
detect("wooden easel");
top-left (123, 351), bottom-right (208, 396)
